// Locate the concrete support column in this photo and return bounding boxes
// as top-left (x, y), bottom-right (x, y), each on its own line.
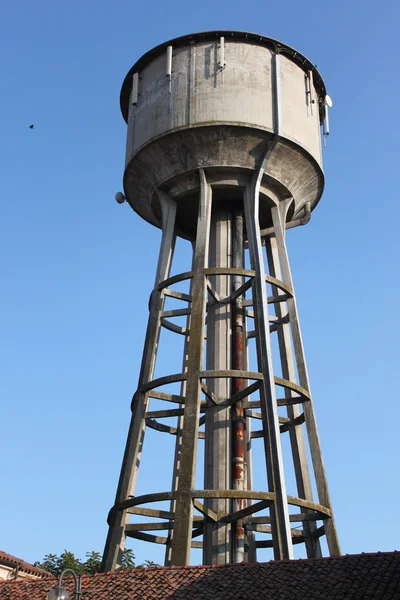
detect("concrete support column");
top-left (244, 174), bottom-right (294, 561)
top-left (203, 203), bottom-right (233, 565)
top-left (165, 264), bottom-right (194, 566)
top-left (270, 205), bottom-right (341, 557)
top-left (169, 171), bottom-right (212, 567)
top-left (102, 192), bottom-right (177, 572)
top-left (265, 223), bottom-right (321, 558)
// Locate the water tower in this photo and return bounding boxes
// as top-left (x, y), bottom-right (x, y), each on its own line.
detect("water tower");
top-left (102, 30), bottom-right (339, 571)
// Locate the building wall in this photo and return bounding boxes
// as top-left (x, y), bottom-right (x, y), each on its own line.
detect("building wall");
top-left (0, 563), bottom-right (43, 581)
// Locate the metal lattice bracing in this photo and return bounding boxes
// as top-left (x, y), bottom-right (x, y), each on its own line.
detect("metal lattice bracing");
top-left (101, 168), bottom-right (340, 570)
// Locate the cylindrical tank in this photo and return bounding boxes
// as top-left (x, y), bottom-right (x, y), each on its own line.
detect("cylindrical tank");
top-left (121, 31), bottom-right (326, 238)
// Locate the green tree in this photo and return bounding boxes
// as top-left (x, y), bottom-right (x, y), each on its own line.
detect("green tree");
top-left (34, 551), bottom-right (84, 577)
top-left (34, 550), bottom-right (154, 576)
top-left (34, 553), bottom-right (59, 576)
top-left (119, 548), bottom-right (135, 571)
top-left (83, 552), bottom-right (102, 574)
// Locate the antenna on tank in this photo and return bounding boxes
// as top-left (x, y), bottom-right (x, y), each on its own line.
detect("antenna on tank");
top-left (323, 94), bottom-right (333, 147)
top-left (166, 46), bottom-right (173, 92)
top-left (219, 37), bottom-right (226, 83)
top-left (131, 73), bottom-right (139, 105)
top-left (305, 70), bottom-right (315, 115)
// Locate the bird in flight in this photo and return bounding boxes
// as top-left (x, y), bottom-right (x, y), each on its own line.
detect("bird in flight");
top-left (29, 124), bottom-right (35, 129)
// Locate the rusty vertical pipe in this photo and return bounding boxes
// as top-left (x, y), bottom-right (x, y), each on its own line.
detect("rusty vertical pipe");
top-left (232, 209), bottom-right (246, 562)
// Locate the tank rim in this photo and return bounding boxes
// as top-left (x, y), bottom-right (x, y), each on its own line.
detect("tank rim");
top-left (120, 30), bottom-right (327, 122)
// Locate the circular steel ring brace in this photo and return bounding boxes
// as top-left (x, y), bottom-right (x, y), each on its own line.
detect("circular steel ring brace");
top-left (112, 490), bottom-right (332, 519)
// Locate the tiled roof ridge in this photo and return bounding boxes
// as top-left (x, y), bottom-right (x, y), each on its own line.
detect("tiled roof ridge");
top-left (0, 550), bottom-right (52, 578)
top-left (1, 552), bottom-right (399, 600)
top-left (88, 549), bottom-right (399, 576)
top-left (1, 550), bottom-right (398, 585)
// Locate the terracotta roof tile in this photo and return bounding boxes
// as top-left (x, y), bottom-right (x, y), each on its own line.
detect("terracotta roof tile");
top-left (0, 551), bottom-right (52, 579)
top-left (0, 552), bottom-right (399, 599)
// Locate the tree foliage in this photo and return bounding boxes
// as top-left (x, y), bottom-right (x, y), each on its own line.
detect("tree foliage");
top-left (34, 549), bottom-right (156, 577)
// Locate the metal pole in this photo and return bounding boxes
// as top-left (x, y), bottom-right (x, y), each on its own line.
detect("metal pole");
top-left (232, 209), bottom-right (247, 563)
top-left (56, 569), bottom-right (82, 600)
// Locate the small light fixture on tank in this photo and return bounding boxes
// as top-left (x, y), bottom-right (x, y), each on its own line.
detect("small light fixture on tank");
top-left (115, 191), bottom-right (126, 204)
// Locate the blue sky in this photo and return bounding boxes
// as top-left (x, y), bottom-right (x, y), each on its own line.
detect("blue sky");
top-left (1, 0), bottom-right (399, 567)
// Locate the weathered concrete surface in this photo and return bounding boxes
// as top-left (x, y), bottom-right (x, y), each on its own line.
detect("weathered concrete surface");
top-left (122, 34), bottom-right (326, 239)
top-left (125, 39), bottom-right (322, 163)
top-left (123, 126), bottom-right (324, 237)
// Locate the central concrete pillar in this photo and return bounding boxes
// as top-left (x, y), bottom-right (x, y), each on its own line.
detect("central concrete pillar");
top-left (203, 204), bottom-right (233, 564)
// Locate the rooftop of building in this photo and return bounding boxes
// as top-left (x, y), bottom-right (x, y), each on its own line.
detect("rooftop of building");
top-left (0, 550), bottom-right (52, 580)
top-left (0, 551), bottom-right (399, 599)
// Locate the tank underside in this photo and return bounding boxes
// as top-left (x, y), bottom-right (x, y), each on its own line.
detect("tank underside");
top-left (123, 126), bottom-right (324, 240)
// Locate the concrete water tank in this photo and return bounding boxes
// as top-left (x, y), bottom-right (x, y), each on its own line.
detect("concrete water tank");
top-left (121, 31), bottom-right (327, 238)
top-left (102, 31), bottom-right (339, 570)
